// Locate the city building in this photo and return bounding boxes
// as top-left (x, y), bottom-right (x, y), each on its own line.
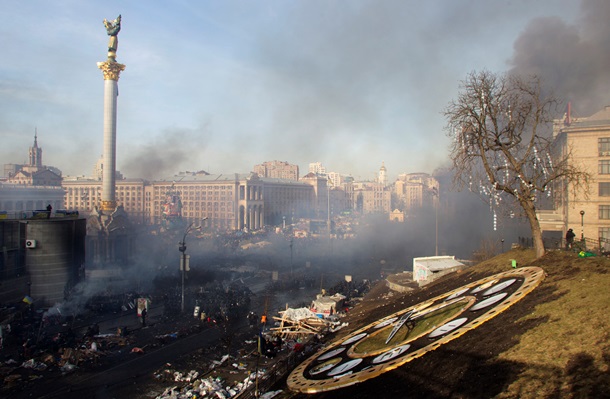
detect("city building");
top-left (0, 184), bottom-right (65, 217)
top-left (327, 171), bottom-right (352, 188)
top-left (389, 209), bottom-right (405, 222)
top-left (62, 177), bottom-right (147, 223)
top-left (151, 173), bottom-right (258, 231)
top-left (93, 156), bottom-right (124, 181)
top-left (259, 177), bottom-right (314, 226)
top-left (63, 171), bottom-right (336, 232)
top-left (394, 173), bottom-right (439, 213)
top-left (300, 172), bottom-right (333, 219)
top-left (1, 134), bottom-right (64, 215)
top-left (378, 162), bottom-right (388, 186)
top-left (540, 105), bottom-right (610, 248)
top-left (4, 133), bottom-right (62, 186)
top-left (308, 162), bottom-right (327, 176)
top-left (253, 160), bottom-right (299, 181)
top-left (350, 181), bottom-right (392, 215)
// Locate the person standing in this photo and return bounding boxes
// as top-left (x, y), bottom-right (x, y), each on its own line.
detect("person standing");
top-left (46, 204), bottom-right (52, 219)
top-left (566, 228), bottom-right (576, 250)
top-left (140, 307), bottom-right (147, 327)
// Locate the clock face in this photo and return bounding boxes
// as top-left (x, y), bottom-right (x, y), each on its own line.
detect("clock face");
top-left (287, 266), bottom-right (545, 393)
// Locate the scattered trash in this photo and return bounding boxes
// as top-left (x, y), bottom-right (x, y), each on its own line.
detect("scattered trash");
top-left (60, 363), bottom-right (77, 374)
top-left (260, 390), bottom-right (283, 399)
top-left (22, 359), bottom-right (47, 371)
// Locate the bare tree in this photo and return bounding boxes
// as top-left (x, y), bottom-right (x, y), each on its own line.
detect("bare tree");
top-left (444, 70), bottom-right (589, 258)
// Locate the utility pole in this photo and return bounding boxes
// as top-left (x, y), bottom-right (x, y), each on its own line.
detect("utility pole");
top-left (178, 218), bottom-right (207, 313)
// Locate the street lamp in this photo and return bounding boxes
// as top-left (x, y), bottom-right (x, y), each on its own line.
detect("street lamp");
top-left (178, 218), bottom-right (207, 313)
top-left (290, 238), bottom-right (294, 278)
top-left (431, 187), bottom-right (439, 256)
top-left (580, 210), bottom-right (585, 241)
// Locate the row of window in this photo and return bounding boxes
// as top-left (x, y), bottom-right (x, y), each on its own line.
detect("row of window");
top-left (153, 185), bottom-right (233, 192)
top-left (600, 205), bottom-right (610, 219)
top-left (599, 137), bottom-right (610, 156)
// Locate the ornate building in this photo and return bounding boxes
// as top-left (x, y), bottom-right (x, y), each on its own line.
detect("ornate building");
top-left (1, 133), bottom-right (64, 215)
top-left (63, 172), bottom-right (327, 232)
top-left (5, 133), bottom-right (62, 186)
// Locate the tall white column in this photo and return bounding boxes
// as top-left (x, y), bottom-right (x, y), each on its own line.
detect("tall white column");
top-left (97, 61), bottom-right (125, 212)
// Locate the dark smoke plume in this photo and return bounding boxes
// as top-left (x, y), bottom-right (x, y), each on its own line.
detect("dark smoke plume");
top-left (509, 0), bottom-right (610, 116)
top-left (120, 123), bottom-right (211, 180)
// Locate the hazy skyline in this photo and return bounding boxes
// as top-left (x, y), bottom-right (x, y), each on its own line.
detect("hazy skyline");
top-left (2, 1), bottom-right (606, 182)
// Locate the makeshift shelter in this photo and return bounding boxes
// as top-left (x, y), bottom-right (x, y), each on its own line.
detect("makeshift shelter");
top-left (271, 307), bottom-right (329, 339)
top-left (413, 256), bottom-right (466, 286)
top-left (310, 293), bottom-right (346, 318)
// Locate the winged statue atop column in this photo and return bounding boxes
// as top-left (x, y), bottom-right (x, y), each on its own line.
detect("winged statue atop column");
top-left (103, 15), bottom-right (122, 61)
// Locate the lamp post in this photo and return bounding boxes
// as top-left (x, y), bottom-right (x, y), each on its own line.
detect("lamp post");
top-left (431, 187), bottom-right (439, 256)
top-left (435, 201), bottom-right (438, 256)
top-left (290, 238), bottom-right (294, 278)
top-left (178, 218), bottom-right (206, 313)
top-left (580, 210), bottom-right (585, 241)
top-left (327, 182), bottom-right (331, 240)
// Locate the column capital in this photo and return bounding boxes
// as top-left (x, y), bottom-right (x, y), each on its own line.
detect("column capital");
top-left (97, 61), bottom-right (126, 81)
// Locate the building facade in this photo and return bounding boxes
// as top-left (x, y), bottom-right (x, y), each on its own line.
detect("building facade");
top-left (350, 181), bottom-right (392, 215)
top-left (63, 178), bottom-right (147, 223)
top-left (0, 184), bottom-right (65, 216)
top-left (394, 173), bottom-right (439, 213)
top-left (308, 162), bottom-right (327, 176)
top-left (253, 160), bottom-right (299, 181)
top-left (541, 106), bottom-right (610, 248)
top-left (259, 177), bottom-right (314, 226)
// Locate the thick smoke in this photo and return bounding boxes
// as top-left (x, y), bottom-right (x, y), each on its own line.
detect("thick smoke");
top-left (120, 123), bottom-right (211, 179)
top-left (509, 0), bottom-right (610, 116)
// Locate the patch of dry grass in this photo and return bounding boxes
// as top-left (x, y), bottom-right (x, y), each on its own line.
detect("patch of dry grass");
top-left (477, 250), bottom-right (610, 398)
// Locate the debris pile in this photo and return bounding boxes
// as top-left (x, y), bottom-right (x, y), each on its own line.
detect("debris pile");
top-left (271, 307), bottom-right (329, 339)
top-left (154, 369), bottom-right (269, 399)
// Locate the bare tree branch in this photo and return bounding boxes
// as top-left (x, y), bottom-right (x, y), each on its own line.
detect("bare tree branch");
top-left (444, 70), bottom-right (590, 258)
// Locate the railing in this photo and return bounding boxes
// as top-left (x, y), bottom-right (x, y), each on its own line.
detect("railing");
top-left (0, 209), bottom-right (80, 220)
top-left (0, 183), bottom-right (65, 190)
top-left (516, 236), bottom-right (610, 255)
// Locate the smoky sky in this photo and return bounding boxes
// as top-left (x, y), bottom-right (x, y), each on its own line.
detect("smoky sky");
top-left (121, 123), bottom-right (212, 179)
top-left (509, 0), bottom-right (610, 116)
top-left (2, 1), bottom-right (604, 181)
top-left (120, 1), bottom-right (610, 179)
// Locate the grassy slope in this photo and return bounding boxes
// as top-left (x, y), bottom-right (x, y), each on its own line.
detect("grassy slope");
top-left (495, 250), bottom-right (610, 398)
top-left (284, 249), bottom-right (610, 399)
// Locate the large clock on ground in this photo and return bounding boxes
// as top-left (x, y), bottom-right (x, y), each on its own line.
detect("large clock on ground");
top-left (287, 266), bottom-right (545, 393)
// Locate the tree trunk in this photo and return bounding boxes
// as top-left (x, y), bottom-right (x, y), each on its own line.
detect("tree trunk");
top-left (522, 199), bottom-right (546, 258)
